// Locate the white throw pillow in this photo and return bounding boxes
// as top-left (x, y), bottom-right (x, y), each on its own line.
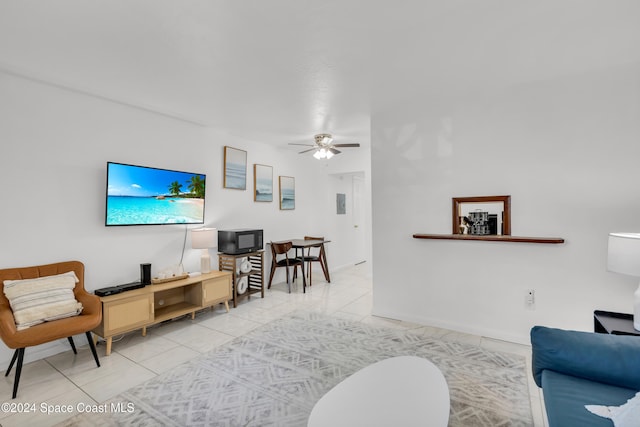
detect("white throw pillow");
top-left (3, 271), bottom-right (83, 330)
top-left (586, 391), bottom-right (640, 427)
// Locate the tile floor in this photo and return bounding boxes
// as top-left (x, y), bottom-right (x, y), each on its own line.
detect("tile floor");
top-left (0, 264), bottom-right (546, 426)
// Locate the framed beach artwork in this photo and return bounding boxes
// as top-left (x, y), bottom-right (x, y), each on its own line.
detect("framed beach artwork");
top-left (279, 176), bottom-right (295, 210)
top-left (223, 146), bottom-right (247, 190)
top-left (253, 164), bottom-right (273, 202)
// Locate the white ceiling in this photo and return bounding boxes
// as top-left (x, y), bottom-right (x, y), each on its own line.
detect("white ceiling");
top-left (1, 1), bottom-right (640, 149)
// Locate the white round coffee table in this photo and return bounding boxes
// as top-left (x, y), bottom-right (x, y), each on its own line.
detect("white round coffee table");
top-left (307, 356), bottom-right (450, 427)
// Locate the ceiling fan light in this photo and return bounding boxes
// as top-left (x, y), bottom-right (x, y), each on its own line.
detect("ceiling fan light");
top-left (325, 150), bottom-right (334, 159)
top-left (313, 150), bottom-right (323, 159)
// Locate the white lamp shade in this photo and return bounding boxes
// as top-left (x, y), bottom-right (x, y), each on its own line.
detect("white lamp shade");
top-left (191, 228), bottom-right (217, 249)
top-left (607, 233), bottom-right (640, 276)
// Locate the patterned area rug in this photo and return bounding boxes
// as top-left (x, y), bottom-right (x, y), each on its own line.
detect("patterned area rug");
top-left (61, 312), bottom-right (532, 426)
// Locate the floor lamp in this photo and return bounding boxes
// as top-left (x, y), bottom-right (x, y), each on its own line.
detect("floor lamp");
top-left (191, 228), bottom-right (217, 274)
top-left (607, 232), bottom-right (640, 331)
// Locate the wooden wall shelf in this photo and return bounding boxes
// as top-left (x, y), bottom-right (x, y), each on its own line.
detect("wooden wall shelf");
top-left (413, 234), bottom-right (565, 244)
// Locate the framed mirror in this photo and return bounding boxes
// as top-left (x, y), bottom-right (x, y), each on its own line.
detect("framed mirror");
top-left (452, 195), bottom-right (511, 235)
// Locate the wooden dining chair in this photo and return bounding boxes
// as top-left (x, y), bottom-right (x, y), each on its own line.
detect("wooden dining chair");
top-left (299, 236), bottom-right (330, 286)
top-left (268, 241), bottom-right (306, 293)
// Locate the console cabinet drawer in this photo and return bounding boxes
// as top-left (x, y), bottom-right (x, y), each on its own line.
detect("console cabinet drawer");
top-left (102, 294), bottom-right (153, 336)
top-left (202, 276), bottom-right (232, 305)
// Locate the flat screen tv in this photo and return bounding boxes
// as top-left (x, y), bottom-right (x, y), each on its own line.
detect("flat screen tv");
top-left (105, 162), bottom-right (206, 226)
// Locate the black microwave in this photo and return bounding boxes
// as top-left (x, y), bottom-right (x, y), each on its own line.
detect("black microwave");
top-left (218, 229), bottom-right (263, 255)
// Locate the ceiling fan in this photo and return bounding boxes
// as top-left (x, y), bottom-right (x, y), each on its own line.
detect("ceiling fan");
top-left (289, 134), bottom-right (360, 159)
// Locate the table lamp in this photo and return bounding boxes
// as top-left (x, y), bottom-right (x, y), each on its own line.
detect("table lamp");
top-left (191, 227), bottom-right (217, 274)
top-left (607, 232), bottom-right (640, 330)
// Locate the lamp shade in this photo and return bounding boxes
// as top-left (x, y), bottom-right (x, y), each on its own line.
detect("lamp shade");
top-left (607, 233), bottom-right (640, 276)
top-left (191, 227), bottom-right (217, 249)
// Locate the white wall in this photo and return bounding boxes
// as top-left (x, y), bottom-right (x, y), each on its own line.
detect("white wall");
top-left (371, 63), bottom-right (640, 344)
top-left (0, 71), bottom-right (359, 364)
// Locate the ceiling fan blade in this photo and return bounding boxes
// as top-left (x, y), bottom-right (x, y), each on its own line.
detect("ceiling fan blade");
top-left (332, 143), bottom-right (360, 148)
top-left (299, 148), bottom-right (316, 154)
top-left (289, 143), bottom-right (315, 147)
top-left (329, 148), bottom-right (341, 155)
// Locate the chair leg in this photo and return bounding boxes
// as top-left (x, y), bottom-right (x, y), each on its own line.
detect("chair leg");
top-left (4, 348), bottom-right (20, 380)
top-left (11, 348), bottom-right (24, 399)
top-left (320, 255), bottom-right (330, 282)
top-left (68, 336), bottom-right (78, 354)
top-left (286, 267), bottom-right (291, 293)
top-left (86, 332), bottom-right (100, 368)
top-left (5, 349), bottom-right (19, 377)
top-left (268, 263), bottom-right (276, 289)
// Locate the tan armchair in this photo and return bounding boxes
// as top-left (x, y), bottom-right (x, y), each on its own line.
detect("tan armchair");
top-left (0, 260), bottom-right (101, 398)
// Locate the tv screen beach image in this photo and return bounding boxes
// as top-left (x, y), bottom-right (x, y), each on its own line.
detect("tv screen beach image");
top-left (106, 163), bottom-right (206, 225)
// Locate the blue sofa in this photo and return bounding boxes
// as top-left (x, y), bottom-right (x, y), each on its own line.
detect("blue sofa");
top-left (531, 326), bottom-right (640, 426)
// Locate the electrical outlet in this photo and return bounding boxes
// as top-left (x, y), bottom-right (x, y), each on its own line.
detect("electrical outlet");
top-left (525, 289), bottom-right (535, 306)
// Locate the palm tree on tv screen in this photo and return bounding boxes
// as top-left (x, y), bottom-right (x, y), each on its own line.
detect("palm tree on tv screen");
top-left (168, 181), bottom-right (182, 196)
top-left (188, 175), bottom-right (205, 198)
